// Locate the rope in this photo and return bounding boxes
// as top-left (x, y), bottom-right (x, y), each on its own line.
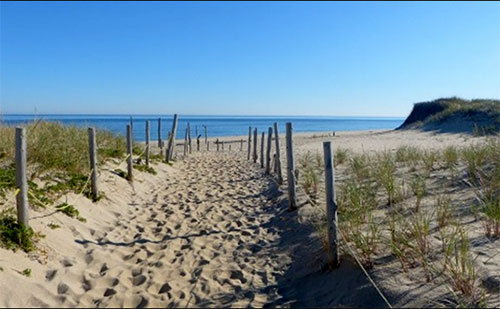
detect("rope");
top-left (338, 228), bottom-right (393, 308)
top-left (298, 186), bottom-right (392, 308)
top-left (2, 188), bottom-right (20, 206)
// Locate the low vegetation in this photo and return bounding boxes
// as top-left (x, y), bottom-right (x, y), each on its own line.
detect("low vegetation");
top-left (0, 121), bottom-right (165, 253)
top-left (298, 137), bottom-right (500, 306)
top-left (0, 209), bottom-right (37, 252)
top-left (397, 97), bottom-right (500, 134)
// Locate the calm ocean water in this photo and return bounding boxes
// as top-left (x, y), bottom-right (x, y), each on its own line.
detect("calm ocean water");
top-left (1, 115), bottom-right (404, 142)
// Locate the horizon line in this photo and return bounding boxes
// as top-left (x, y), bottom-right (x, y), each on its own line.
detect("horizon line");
top-left (0, 113), bottom-right (406, 119)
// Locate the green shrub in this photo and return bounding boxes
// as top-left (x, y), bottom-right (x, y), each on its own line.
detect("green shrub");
top-left (0, 210), bottom-right (36, 252)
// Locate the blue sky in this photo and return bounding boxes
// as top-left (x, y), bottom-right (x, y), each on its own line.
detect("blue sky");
top-left (1, 1), bottom-right (499, 116)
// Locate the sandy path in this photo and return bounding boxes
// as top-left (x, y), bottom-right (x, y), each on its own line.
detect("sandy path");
top-left (55, 152), bottom-right (290, 307)
top-left (1, 145), bottom-right (387, 308)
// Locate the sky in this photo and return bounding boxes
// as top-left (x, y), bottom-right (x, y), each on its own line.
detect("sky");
top-left (1, 1), bottom-right (499, 117)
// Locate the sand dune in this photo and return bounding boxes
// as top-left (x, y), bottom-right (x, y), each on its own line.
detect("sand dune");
top-left (1, 129), bottom-right (497, 307)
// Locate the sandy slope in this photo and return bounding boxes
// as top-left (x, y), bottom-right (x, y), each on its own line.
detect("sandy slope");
top-left (1, 129), bottom-right (497, 307)
top-left (0, 145), bottom-right (387, 307)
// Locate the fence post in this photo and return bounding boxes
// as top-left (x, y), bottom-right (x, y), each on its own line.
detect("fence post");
top-left (253, 128), bottom-right (258, 163)
top-left (158, 118), bottom-right (162, 154)
top-left (260, 132), bottom-right (265, 168)
top-left (126, 124), bottom-right (133, 181)
top-left (166, 114), bottom-right (178, 163)
top-left (204, 125), bottom-right (208, 144)
top-left (216, 139), bottom-right (220, 151)
top-left (207, 141), bottom-right (210, 151)
top-left (197, 135), bottom-right (201, 151)
top-left (145, 121), bottom-right (150, 167)
top-left (15, 127), bottom-right (29, 226)
top-left (184, 126), bottom-right (188, 157)
top-left (88, 127), bottom-right (99, 201)
top-left (240, 139), bottom-right (243, 151)
top-left (273, 122), bottom-right (283, 184)
top-left (266, 127), bottom-right (272, 174)
top-left (323, 141), bottom-right (339, 267)
top-left (285, 122), bottom-right (297, 211)
top-left (222, 141), bottom-right (225, 151)
top-left (247, 127), bottom-right (252, 160)
top-left (188, 123), bottom-right (192, 154)
top-left (229, 144), bottom-right (231, 151)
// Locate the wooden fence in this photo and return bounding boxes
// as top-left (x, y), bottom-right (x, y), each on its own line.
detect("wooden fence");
top-left (10, 117), bottom-right (340, 269)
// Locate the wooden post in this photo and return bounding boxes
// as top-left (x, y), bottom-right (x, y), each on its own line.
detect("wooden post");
top-left (188, 123), bottom-right (192, 154)
top-left (323, 141), bottom-right (339, 267)
top-left (15, 127), bottom-right (29, 226)
top-left (216, 139), bottom-right (220, 151)
top-left (183, 126), bottom-right (188, 157)
top-left (197, 135), bottom-right (201, 151)
top-left (253, 128), bottom-right (258, 163)
top-left (285, 122), bottom-right (297, 211)
top-left (266, 127), bottom-right (272, 174)
top-left (87, 127), bottom-right (99, 201)
top-left (203, 125), bottom-right (208, 144)
top-left (247, 127), bottom-right (252, 160)
top-left (240, 139), bottom-right (243, 151)
top-left (260, 132), bottom-right (265, 168)
top-left (145, 121), bottom-right (150, 167)
top-left (166, 114), bottom-right (178, 163)
top-left (273, 122), bottom-right (283, 184)
top-left (126, 124), bottom-right (133, 181)
top-left (222, 141), bottom-right (225, 151)
top-left (229, 144), bottom-right (231, 151)
top-left (273, 153), bottom-right (277, 173)
top-left (207, 141), bottom-right (210, 151)
top-left (158, 118), bottom-right (162, 154)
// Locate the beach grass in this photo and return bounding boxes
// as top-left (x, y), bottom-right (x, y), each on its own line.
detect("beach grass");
top-left (297, 137), bottom-right (499, 306)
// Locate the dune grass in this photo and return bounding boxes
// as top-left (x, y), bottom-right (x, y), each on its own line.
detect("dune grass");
top-left (0, 121), bottom-right (127, 175)
top-left (0, 121), bottom-right (147, 251)
top-left (298, 137), bottom-right (499, 306)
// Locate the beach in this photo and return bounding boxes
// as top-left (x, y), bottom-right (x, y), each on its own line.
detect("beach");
top-left (0, 128), bottom-right (498, 307)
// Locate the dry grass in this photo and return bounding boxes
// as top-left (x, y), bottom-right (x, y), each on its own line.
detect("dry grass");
top-left (297, 137), bottom-right (500, 306)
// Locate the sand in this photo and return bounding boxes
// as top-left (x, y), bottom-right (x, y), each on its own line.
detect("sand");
top-left (0, 128), bottom-right (498, 307)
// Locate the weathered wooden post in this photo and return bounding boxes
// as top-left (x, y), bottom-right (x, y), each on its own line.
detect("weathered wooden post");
top-left (188, 123), bottom-right (192, 154)
top-left (207, 141), bottom-right (210, 151)
top-left (323, 141), bottom-right (339, 267)
top-left (222, 141), bottom-right (225, 151)
top-left (126, 124), bottom-right (133, 181)
top-left (87, 127), bottom-right (99, 201)
top-left (166, 114), bottom-right (178, 163)
top-left (266, 127), bottom-right (272, 174)
top-left (260, 132), bottom-right (265, 168)
top-left (273, 122), bottom-right (283, 184)
top-left (240, 139), bottom-right (243, 151)
top-left (247, 127), bottom-right (252, 160)
top-left (158, 118), bottom-right (162, 154)
top-left (229, 144), bottom-right (231, 151)
top-left (203, 125), bottom-right (208, 144)
top-left (197, 135), bottom-right (201, 151)
top-left (216, 139), bottom-right (220, 151)
top-left (15, 127), bottom-right (29, 226)
top-left (145, 121), bottom-right (150, 167)
top-left (183, 126), bottom-right (188, 157)
top-left (285, 122), bottom-right (297, 211)
top-left (253, 128), bottom-right (258, 163)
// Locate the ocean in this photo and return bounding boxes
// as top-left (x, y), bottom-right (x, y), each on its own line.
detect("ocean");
top-left (1, 115), bottom-right (404, 142)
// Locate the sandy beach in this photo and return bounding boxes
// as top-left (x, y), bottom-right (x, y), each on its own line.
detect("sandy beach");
top-left (0, 129), bottom-right (498, 307)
